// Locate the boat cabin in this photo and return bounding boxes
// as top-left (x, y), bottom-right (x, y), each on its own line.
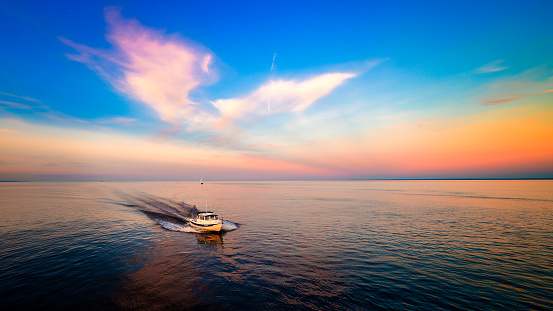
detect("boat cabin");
top-left (191, 211), bottom-right (223, 232)
top-left (196, 212), bottom-right (219, 221)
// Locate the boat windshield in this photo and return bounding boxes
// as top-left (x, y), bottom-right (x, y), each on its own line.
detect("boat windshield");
top-left (198, 215), bottom-right (218, 220)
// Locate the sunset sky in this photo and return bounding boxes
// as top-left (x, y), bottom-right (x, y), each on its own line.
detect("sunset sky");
top-left (1, 0), bottom-right (552, 181)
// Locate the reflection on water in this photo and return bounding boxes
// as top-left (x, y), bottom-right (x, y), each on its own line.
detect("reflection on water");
top-left (111, 237), bottom-right (205, 310)
top-left (196, 233), bottom-right (224, 247)
top-left (0, 180), bottom-right (552, 310)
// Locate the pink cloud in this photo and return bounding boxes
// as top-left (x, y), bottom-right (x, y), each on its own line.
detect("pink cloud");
top-left (62, 7), bottom-right (215, 126)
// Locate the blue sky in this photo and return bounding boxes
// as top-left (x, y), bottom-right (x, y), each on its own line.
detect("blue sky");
top-left (1, 0), bottom-right (553, 180)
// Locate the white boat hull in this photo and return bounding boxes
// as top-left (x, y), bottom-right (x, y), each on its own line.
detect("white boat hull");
top-left (190, 221), bottom-right (223, 232)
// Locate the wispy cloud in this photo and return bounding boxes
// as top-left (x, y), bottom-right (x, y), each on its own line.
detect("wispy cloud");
top-left (0, 129), bottom-right (20, 133)
top-left (475, 60), bottom-right (508, 74)
top-left (271, 53), bottom-right (277, 72)
top-left (0, 92), bottom-right (42, 110)
top-left (0, 92), bottom-right (41, 102)
top-left (39, 113), bottom-right (90, 124)
top-left (61, 6), bottom-right (215, 126)
top-left (39, 112), bottom-right (140, 126)
top-left (481, 89), bottom-right (553, 106)
top-left (477, 65), bottom-right (553, 106)
top-left (0, 90), bottom-right (129, 129)
top-left (268, 53), bottom-right (277, 113)
top-left (0, 100), bottom-right (32, 110)
top-left (98, 117), bottom-right (137, 124)
top-left (212, 72), bottom-right (356, 126)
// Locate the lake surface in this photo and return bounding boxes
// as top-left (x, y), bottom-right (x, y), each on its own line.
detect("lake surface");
top-left (1, 180), bottom-right (552, 310)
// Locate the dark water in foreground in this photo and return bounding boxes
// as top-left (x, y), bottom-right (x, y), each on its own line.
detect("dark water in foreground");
top-left (1, 180), bottom-right (552, 310)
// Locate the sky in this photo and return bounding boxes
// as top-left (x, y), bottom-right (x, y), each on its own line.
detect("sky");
top-left (1, 0), bottom-right (552, 181)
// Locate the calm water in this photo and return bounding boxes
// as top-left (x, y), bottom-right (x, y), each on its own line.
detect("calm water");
top-left (1, 180), bottom-right (552, 310)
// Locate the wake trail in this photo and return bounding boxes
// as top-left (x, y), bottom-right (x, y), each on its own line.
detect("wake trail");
top-left (114, 192), bottom-right (238, 233)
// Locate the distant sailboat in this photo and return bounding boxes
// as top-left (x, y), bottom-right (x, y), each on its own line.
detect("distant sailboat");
top-left (200, 177), bottom-right (203, 185)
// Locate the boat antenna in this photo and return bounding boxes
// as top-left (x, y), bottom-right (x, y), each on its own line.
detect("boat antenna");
top-left (201, 177), bottom-right (207, 213)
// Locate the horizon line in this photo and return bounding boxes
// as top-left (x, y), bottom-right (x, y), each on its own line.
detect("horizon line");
top-left (2, 177), bottom-right (553, 183)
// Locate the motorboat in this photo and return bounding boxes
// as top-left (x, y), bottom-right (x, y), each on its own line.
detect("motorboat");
top-left (190, 211), bottom-right (223, 232)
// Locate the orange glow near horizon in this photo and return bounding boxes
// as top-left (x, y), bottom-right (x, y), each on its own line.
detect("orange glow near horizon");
top-left (281, 103), bottom-right (553, 179)
top-left (2, 101), bottom-right (552, 180)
